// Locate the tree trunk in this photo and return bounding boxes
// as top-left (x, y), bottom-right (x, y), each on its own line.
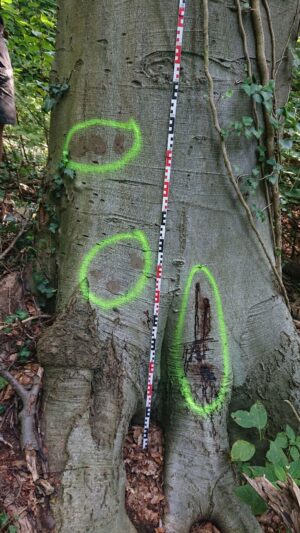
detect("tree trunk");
top-left (37, 0), bottom-right (300, 531)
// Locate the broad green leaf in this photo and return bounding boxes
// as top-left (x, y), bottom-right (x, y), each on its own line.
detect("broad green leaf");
top-left (286, 425), bottom-right (296, 444)
top-left (231, 401), bottom-right (267, 430)
top-left (231, 440), bottom-right (255, 462)
top-left (266, 441), bottom-right (289, 468)
top-left (274, 465), bottom-right (287, 481)
top-left (290, 446), bottom-right (300, 462)
top-left (274, 432), bottom-right (288, 449)
top-left (287, 460), bottom-right (300, 480)
top-left (250, 464), bottom-right (278, 482)
top-left (235, 485), bottom-right (267, 515)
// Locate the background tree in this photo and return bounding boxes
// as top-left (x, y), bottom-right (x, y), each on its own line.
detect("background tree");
top-left (36, 1), bottom-right (300, 532)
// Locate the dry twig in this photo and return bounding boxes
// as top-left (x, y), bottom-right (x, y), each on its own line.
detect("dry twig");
top-left (0, 221), bottom-right (30, 261)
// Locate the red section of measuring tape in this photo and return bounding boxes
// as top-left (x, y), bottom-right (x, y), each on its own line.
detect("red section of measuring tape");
top-left (143, 0), bottom-right (187, 450)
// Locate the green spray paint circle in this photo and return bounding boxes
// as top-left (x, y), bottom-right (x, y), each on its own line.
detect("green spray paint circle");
top-left (79, 230), bottom-right (151, 309)
top-left (62, 118), bottom-right (142, 174)
top-left (172, 265), bottom-right (230, 416)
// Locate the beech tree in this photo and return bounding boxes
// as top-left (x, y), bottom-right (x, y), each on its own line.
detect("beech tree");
top-left (37, 0), bottom-right (300, 531)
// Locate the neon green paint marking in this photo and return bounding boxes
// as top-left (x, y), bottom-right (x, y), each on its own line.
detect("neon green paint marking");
top-left (172, 265), bottom-right (230, 415)
top-left (62, 118), bottom-right (142, 174)
top-left (79, 230), bottom-right (151, 309)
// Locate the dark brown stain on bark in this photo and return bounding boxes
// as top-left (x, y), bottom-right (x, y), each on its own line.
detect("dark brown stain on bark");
top-left (130, 252), bottom-right (144, 270)
top-left (113, 133), bottom-right (125, 154)
top-left (183, 283), bottom-right (218, 402)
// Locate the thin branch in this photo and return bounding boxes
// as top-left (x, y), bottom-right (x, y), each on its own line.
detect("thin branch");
top-left (275, 0), bottom-right (300, 77)
top-left (235, 0), bottom-right (253, 77)
top-left (0, 365), bottom-right (43, 451)
top-left (262, 0), bottom-right (276, 80)
top-left (0, 222), bottom-right (30, 260)
top-left (284, 400), bottom-right (300, 424)
top-left (0, 314), bottom-right (51, 331)
top-left (0, 367), bottom-right (28, 403)
top-left (202, 0), bottom-right (290, 310)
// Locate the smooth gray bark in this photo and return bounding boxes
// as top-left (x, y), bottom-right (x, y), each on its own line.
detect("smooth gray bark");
top-left (38, 1), bottom-right (300, 531)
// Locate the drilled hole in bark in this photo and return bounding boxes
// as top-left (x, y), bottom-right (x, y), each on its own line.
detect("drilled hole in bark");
top-left (190, 520), bottom-right (222, 533)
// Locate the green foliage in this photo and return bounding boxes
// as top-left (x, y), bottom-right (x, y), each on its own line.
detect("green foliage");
top-left (234, 484), bottom-right (267, 516)
top-left (279, 40), bottom-right (300, 209)
top-left (0, 377), bottom-right (8, 391)
top-left (42, 81), bottom-right (69, 112)
top-left (231, 440), bottom-right (255, 462)
top-left (221, 116), bottom-right (264, 141)
top-left (251, 204), bottom-right (266, 223)
top-left (242, 78), bottom-right (275, 113)
top-left (33, 272), bottom-right (56, 299)
top-left (0, 513), bottom-right (17, 532)
top-left (231, 402), bottom-right (300, 515)
top-left (4, 309), bottom-right (29, 324)
top-left (0, 0), bottom-right (56, 196)
top-left (231, 401), bottom-right (268, 431)
top-left (18, 344), bottom-right (31, 362)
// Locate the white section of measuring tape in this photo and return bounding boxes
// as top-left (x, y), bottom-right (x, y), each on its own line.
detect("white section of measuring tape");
top-left (142, 0), bottom-right (187, 450)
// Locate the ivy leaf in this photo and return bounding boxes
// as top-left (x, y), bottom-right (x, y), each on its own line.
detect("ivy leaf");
top-left (15, 309), bottom-right (29, 320)
top-left (0, 377), bottom-right (8, 391)
top-left (252, 127), bottom-right (264, 139)
top-left (280, 138), bottom-right (293, 150)
top-left (253, 93), bottom-right (263, 104)
top-left (223, 88), bottom-right (233, 98)
top-left (242, 116), bottom-right (253, 127)
top-left (231, 401), bottom-right (268, 430)
top-left (231, 440), bottom-right (256, 462)
top-left (63, 168), bottom-right (76, 180)
top-left (267, 174), bottom-right (278, 185)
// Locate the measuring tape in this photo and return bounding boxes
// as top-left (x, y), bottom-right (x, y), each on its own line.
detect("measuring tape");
top-left (142, 0), bottom-right (187, 450)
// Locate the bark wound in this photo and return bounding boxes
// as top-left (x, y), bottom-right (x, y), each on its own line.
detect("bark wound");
top-left (113, 133), bottom-right (125, 154)
top-left (71, 133), bottom-right (107, 158)
top-left (183, 283), bottom-right (218, 402)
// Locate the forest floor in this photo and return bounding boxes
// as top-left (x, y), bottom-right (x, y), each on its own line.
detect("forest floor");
top-left (0, 157), bottom-right (299, 532)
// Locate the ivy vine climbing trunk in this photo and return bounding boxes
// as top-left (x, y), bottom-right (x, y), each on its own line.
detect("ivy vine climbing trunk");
top-left (37, 0), bottom-right (300, 532)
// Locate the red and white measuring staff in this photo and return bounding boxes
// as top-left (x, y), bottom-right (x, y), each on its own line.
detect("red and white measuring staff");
top-left (143, 0), bottom-right (187, 450)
